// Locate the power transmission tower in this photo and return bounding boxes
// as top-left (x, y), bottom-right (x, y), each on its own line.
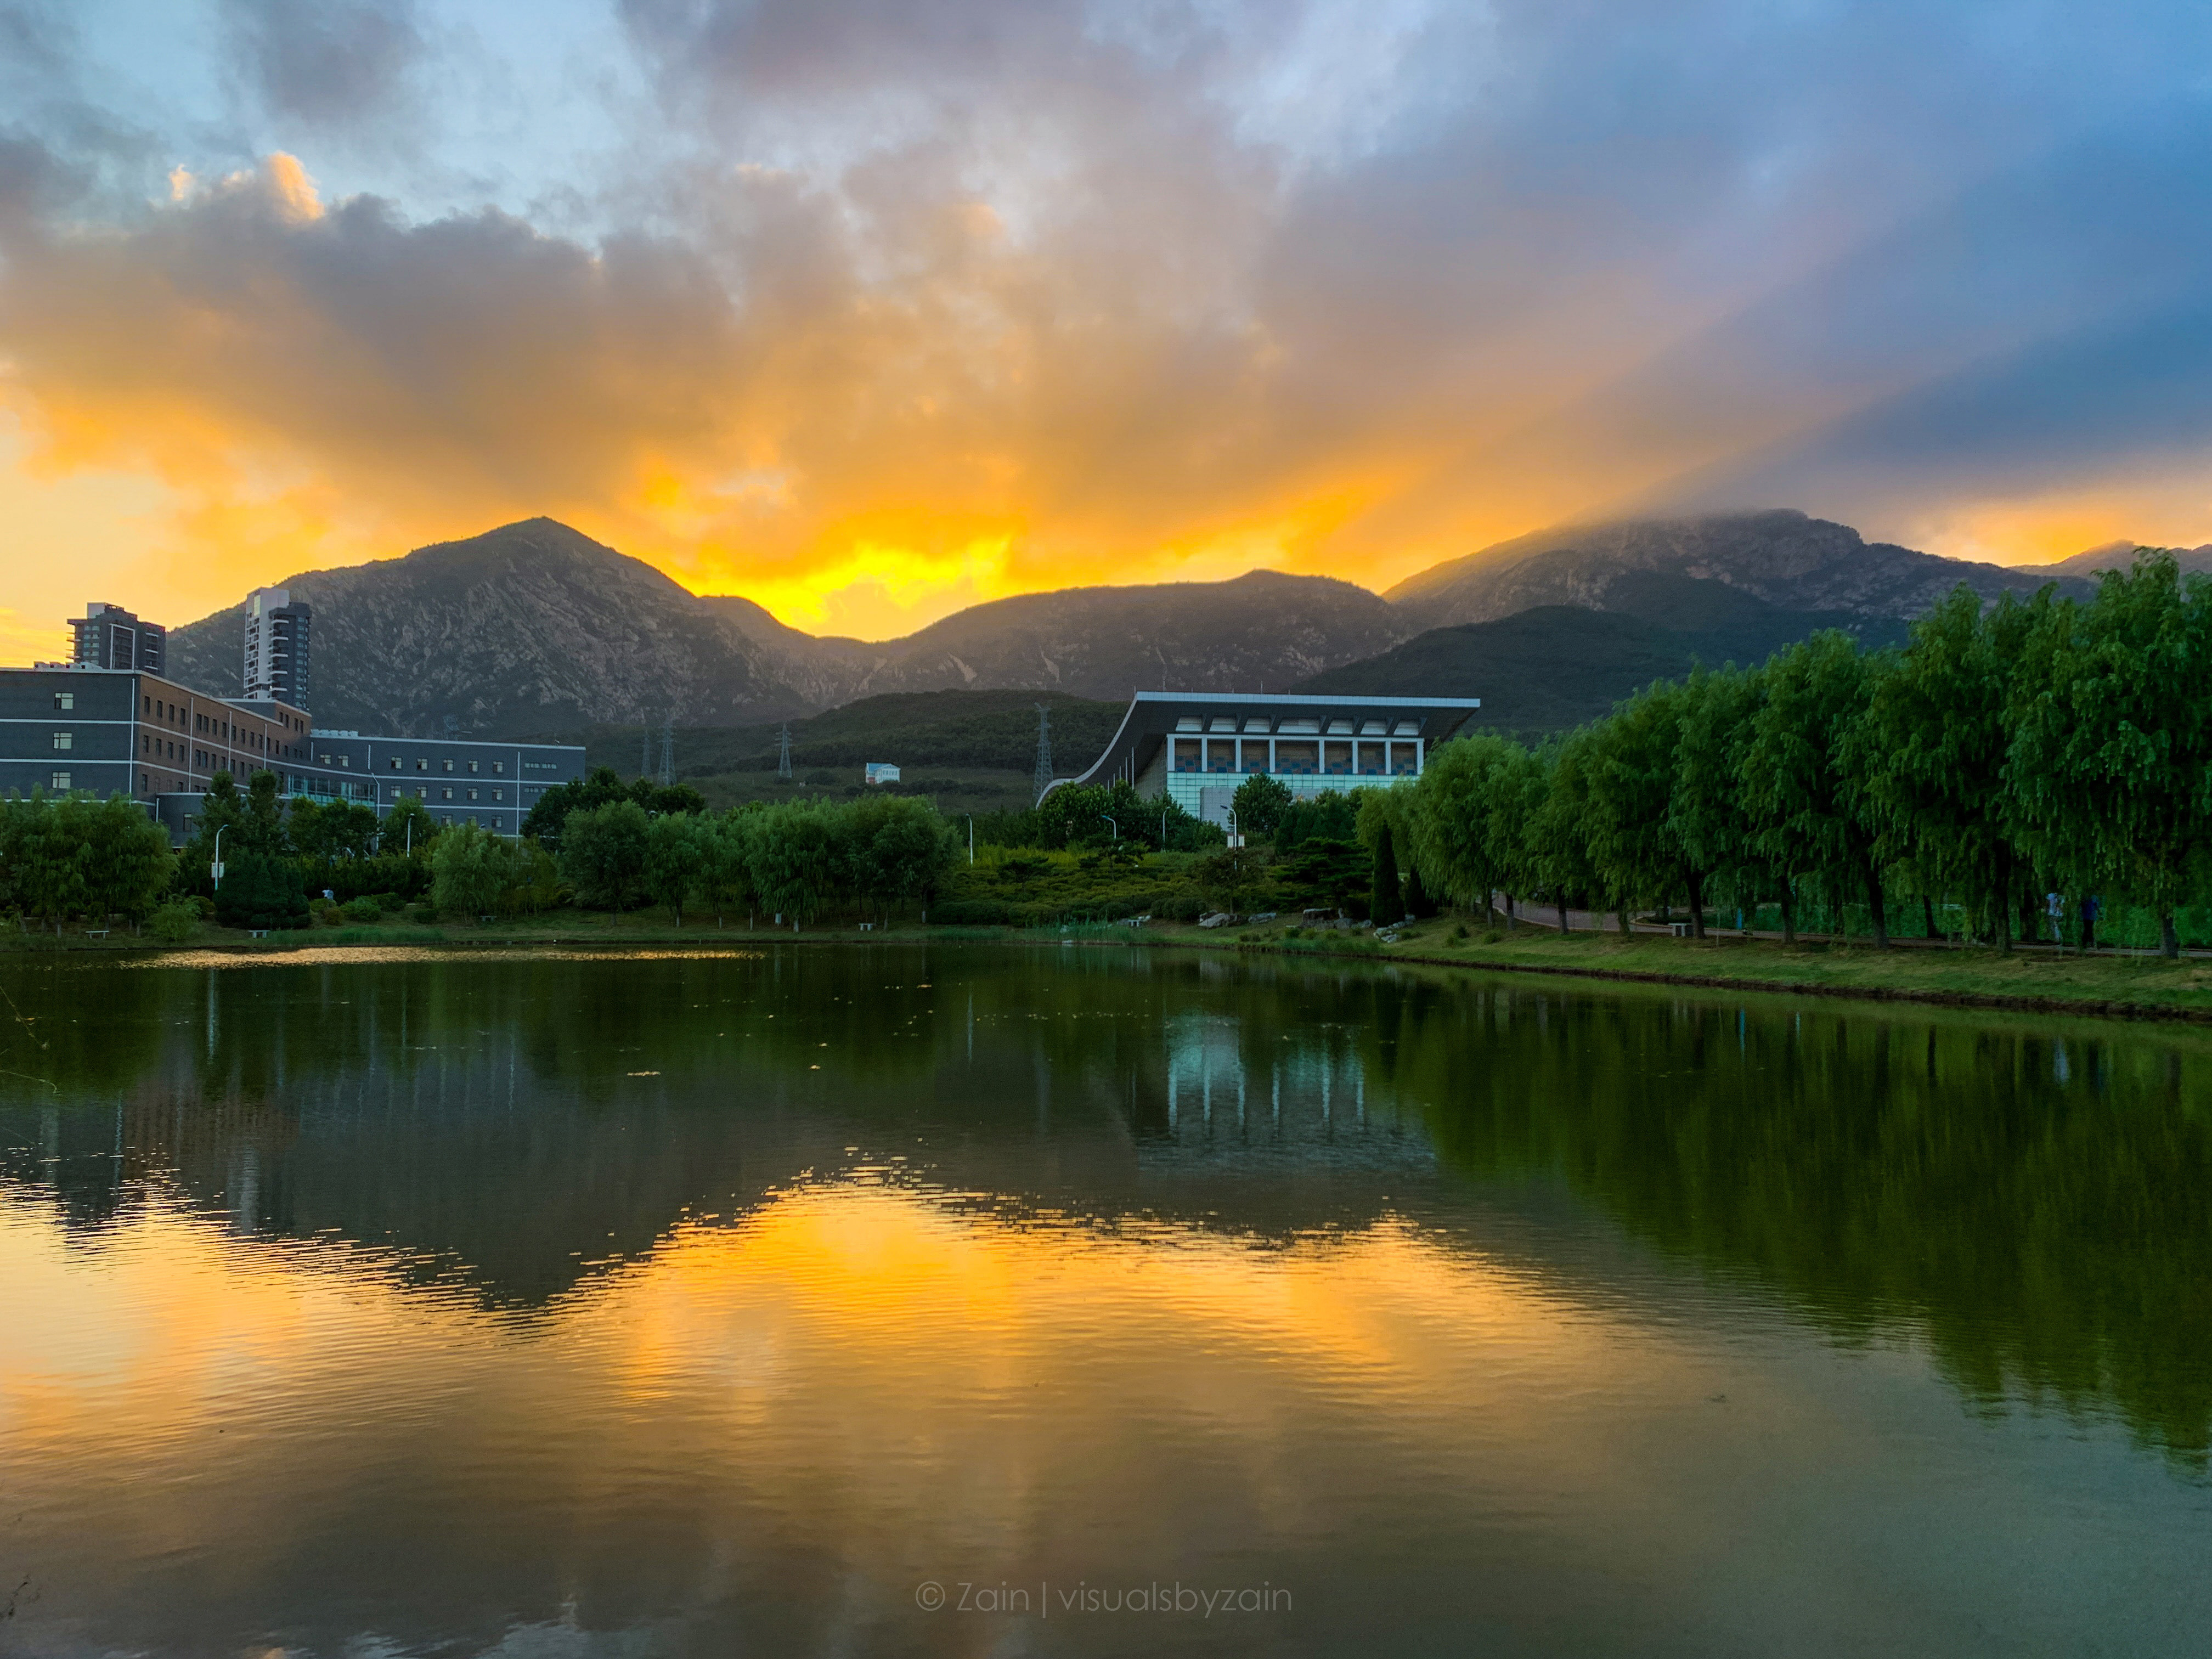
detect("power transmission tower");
top-left (776, 723), bottom-right (793, 782)
top-left (659, 717), bottom-right (674, 787)
top-left (1032, 703), bottom-right (1053, 805)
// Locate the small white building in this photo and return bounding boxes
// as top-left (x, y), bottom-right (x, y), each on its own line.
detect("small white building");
top-left (865, 762), bottom-right (901, 785)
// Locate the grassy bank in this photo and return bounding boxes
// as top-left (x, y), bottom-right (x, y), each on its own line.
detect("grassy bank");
top-left (8, 907), bottom-right (2209, 1020)
top-left (1201, 917), bottom-right (2212, 1020)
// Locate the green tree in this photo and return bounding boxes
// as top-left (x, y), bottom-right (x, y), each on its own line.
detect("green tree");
top-left (644, 812), bottom-right (708, 924)
top-left (2009, 551), bottom-right (2212, 957)
top-left (215, 851), bottom-right (309, 930)
top-left (1527, 737), bottom-right (1600, 933)
top-left (1669, 665), bottom-right (1777, 936)
top-left (1741, 634), bottom-right (1894, 946)
top-left (1369, 822), bottom-right (1404, 927)
top-left (1231, 773), bottom-right (1294, 840)
top-left (0, 791), bottom-right (87, 929)
top-left (521, 766), bottom-right (635, 845)
top-left (1585, 679), bottom-right (1706, 934)
top-left (1859, 585), bottom-right (2042, 949)
top-left (291, 799), bottom-right (382, 867)
top-left (1192, 844), bottom-right (1271, 914)
top-left (1404, 733), bottom-right (1515, 921)
top-left (558, 800), bottom-right (652, 910)
top-left (698, 811), bottom-right (759, 923)
top-left (431, 823), bottom-right (517, 919)
top-left (845, 795), bottom-right (954, 921)
top-left (80, 796), bottom-right (174, 926)
top-left (749, 802), bottom-right (839, 925)
top-left (380, 796), bottom-right (439, 856)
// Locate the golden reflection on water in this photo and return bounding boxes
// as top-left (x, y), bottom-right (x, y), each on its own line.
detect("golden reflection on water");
top-left (132, 947), bottom-right (769, 969)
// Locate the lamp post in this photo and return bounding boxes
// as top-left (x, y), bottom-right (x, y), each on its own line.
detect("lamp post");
top-left (1101, 814), bottom-right (1118, 839)
top-left (211, 824), bottom-right (226, 891)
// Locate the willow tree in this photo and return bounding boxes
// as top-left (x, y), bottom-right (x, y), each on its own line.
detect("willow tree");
top-left (2009, 551), bottom-right (2212, 957)
top-left (1404, 733), bottom-right (1522, 923)
top-left (1669, 664), bottom-right (1777, 935)
top-left (1855, 585), bottom-right (2044, 948)
top-left (1740, 634), bottom-right (1894, 946)
top-left (1584, 677), bottom-right (1705, 934)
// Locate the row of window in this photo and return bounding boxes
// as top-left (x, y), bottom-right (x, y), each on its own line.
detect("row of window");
top-left (394, 785), bottom-right (507, 802)
top-left (374, 755), bottom-right (505, 774)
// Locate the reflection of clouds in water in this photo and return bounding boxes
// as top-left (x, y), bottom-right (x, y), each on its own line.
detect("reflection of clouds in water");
top-left (128, 948), bottom-right (770, 969)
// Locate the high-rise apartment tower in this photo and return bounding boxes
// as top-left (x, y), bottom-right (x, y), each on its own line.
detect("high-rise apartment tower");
top-left (69, 603), bottom-right (166, 674)
top-left (243, 587), bottom-right (312, 709)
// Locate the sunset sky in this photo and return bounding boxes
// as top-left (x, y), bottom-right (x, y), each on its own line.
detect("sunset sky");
top-left (4, 0), bottom-right (2211, 655)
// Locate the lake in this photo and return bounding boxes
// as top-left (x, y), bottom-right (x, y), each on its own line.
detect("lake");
top-left (2, 944), bottom-right (2208, 1657)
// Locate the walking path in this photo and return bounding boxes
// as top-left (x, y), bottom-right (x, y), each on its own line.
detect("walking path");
top-left (1482, 895), bottom-right (2208, 957)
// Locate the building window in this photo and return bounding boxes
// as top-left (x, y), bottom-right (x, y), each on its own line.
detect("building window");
top-left (443, 759), bottom-right (454, 772)
top-left (442, 787), bottom-right (453, 800)
top-left (140, 772), bottom-right (150, 792)
top-left (493, 788), bottom-right (504, 801)
top-left (416, 759), bottom-right (426, 771)
top-left (468, 760), bottom-right (479, 773)
top-left (53, 731), bottom-right (72, 751)
top-left (143, 696), bottom-right (151, 714)
top-left (50, 771), bottom-right (70, 791)
top-left (54, 692), bottom-right (73, 710)
top-left (467, 788), bottom-right (478, 801)
top-left (493, 760), bottom-right (505, 774)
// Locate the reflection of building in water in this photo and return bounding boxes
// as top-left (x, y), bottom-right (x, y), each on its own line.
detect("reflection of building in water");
top-left (1155, 1012), bottom-right (1433, 1175)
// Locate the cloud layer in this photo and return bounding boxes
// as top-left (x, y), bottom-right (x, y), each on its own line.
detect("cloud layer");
top-left (4, 0), bottom-right (2211, 646)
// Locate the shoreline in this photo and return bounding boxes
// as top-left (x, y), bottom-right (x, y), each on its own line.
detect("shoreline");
top-left (8, 917), bottom-right (2211, 1024)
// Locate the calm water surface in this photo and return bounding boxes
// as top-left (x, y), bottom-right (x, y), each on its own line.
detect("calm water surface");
top-left (2, 944), bottom-right (2208, 1657)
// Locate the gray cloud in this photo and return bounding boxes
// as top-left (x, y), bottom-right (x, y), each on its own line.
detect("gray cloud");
top-left (221, 0), bottom-right (425, 127)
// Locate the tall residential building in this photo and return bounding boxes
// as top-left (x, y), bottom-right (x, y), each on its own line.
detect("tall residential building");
top-left (243, 588), bottom-right (312, 709)
top-left (69, 603), bottom-right (166, 674)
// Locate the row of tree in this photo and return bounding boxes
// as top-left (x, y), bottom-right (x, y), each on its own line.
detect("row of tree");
top-left (546, 793), bottom-right (956, 925)
top-left (1386, 552), bottom-right (2211, 954)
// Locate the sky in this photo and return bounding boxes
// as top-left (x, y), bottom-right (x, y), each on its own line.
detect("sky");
top-left (4, 0), bottom-right (2212, 656)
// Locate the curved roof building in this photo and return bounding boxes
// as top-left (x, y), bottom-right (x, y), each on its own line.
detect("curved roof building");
top-left (1048, 690), bottom-right (1483, 826)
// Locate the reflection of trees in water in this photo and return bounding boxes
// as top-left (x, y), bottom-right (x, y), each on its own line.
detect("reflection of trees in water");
top-left (1365, 973), bottom-right (2212, 1470)
top-left (5, 950), bottom-right (2209, 1468)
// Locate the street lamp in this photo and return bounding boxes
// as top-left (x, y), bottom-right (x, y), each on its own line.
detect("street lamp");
top-left (1101, 814), bottom-right (1118, 839)
top-left (211, 823), bottom-right (227, 891)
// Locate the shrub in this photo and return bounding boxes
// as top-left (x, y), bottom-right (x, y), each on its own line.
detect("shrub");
top-left (148, 901), bottom-right (199, 944)
top-left (341, 897), bottom-right (382, 924)
top-left (213, 853), bottom-right (309, 932)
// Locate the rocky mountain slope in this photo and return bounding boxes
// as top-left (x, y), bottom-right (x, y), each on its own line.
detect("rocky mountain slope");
top-left (167, 519), bottom-right (844, 738)
top-left (1387, 509), bottom-right (2089, 628)
top-left (165, 509), bottom-right (2120, 740)
top-left (839, 570), bottom-right (1405, 701)
top-left (168, 521), bottom-right (1410, 736)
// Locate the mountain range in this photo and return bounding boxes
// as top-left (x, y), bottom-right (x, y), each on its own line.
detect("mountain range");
top-left (163, 509), bottom-right (2113, 739)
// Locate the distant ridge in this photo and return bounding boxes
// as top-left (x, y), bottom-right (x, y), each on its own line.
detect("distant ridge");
top-left (2011, 541), bottom-right (2212, 579)
top-left (1387, 509), bottom-right (2087, 628)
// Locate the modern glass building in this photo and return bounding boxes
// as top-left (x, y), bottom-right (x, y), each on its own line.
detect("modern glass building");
top-left (1047, 691), bottom-right (1485, 826)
